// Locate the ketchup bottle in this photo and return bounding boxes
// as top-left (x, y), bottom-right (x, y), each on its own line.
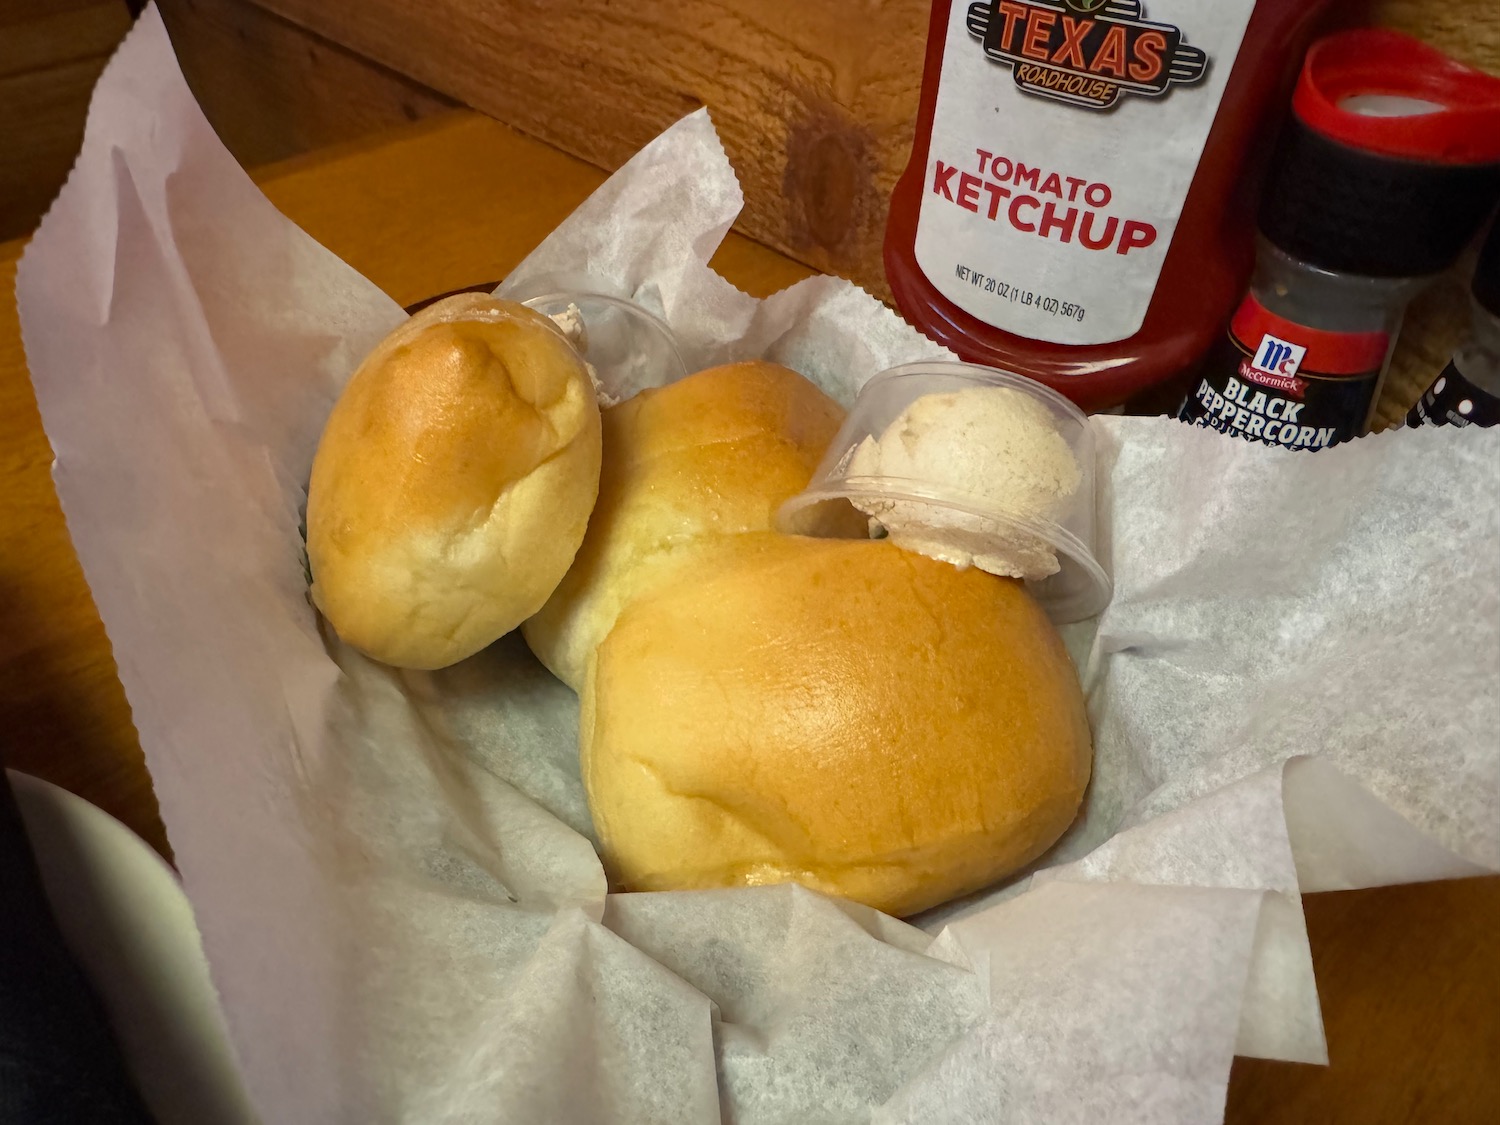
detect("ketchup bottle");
top-left (884, 0), bottom-right (1336, 411)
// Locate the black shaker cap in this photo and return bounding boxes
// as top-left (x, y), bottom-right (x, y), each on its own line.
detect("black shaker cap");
top-left (1258, 30), bottom-right (1500, 278)
top-left (1258, 122), bottom-right (1500, 278)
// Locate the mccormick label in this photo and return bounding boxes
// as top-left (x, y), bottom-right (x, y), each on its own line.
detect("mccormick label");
top-left (1405, 363), bottom-right (1500, 429)
top-left (1177, 295), bottom-right (1391, 450)
top-left (913, 0), bottom-right (1255, 346)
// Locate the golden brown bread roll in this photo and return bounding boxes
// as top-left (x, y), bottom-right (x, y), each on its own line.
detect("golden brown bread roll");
top-left (581, 534), bottom-right (1092, 917)
top-left (529, 359), bottom-right (1091, 916)
top-left (307, 293), bottom-right (601, 670)
top-left (521, 361), bottom-right (844, 689)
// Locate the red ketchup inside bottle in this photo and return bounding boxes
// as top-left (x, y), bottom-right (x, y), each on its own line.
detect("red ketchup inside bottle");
top-left (885, 0), bottom-right (1337, 411)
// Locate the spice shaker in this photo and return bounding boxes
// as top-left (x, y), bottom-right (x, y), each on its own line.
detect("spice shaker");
top-left (1407, 221), bottom-right (1500, 430)
top-left (1177, 30), bottom-right (1500, 451)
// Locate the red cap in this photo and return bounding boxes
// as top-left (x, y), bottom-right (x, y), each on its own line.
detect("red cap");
top-left (1292, 29), bottom-right (1500, 165)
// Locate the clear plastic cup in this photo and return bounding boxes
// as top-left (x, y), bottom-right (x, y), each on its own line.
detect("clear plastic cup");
top-left (776, 361), bottom-right (1111, 623)
top-left (518, 292), bottom-right (687, 405)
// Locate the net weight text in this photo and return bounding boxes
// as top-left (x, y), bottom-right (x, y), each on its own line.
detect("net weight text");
top-left (955, 264), bottom-right (1085, 323)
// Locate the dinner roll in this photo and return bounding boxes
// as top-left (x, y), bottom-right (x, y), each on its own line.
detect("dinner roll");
top-left (581, 533), bottom-right (1091, 917)
top-left (307, 293), bottom-right (601, 670)
top-left (526, 359), bottom-right (1090, 915)
top-left (521, 361), bottom-right (845, 689)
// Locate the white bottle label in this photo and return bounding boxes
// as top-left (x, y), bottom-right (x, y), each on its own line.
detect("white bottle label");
top-left (914, 0), bottom-right (1256, 347)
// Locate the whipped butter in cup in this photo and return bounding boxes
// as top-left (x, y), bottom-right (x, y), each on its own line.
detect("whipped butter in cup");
top-left (518, 292), bottom-right (687, 405)
top-left (777, 362), bottom-right (1111, 623)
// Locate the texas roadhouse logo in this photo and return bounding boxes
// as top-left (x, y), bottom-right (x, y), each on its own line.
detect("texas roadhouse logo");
top-left (967, 0), bottom-right (1208, 109)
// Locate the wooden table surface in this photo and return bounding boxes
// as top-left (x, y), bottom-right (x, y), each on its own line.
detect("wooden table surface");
top-left (1, 110), bottom-right (1496, 1123)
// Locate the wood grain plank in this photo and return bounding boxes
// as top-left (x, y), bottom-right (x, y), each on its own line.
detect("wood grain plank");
top-left (248, 0), bottom-right (931, 295)
top-left (1227, 876), bottom-right (1500, 1124)
top-left (156, 0), bottom-right (456, 169)
top-left (254, 112), bottom-right (814, 308)
top-left (1365, 0), bottom-right (1500, 71)
top-left (0, 1), bottom-right (130, 238)
top-left (0, 0), bottom-right (118, 27)
top-left (0, 2), bottom-right (130, 78)
top-left (0, 246), bottom-right (167, 856)
top-left (0, 56), bottom-right (116, 240)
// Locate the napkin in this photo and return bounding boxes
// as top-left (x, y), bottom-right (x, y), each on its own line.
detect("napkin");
top-left (17, 7), bottom-right (1499, 1123)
